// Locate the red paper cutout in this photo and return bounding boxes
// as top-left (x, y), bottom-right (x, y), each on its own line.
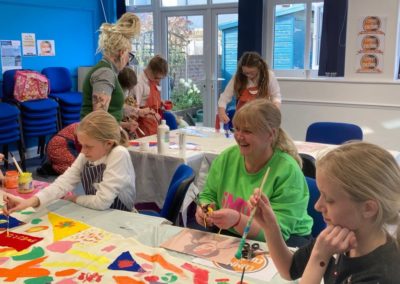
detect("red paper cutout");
top-left (0, 231), bottom-right (43, 252)
top-left (182, 262), bottom-right (209, 284)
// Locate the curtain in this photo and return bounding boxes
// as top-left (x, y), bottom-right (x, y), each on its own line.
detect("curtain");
top-left (237, 0), bottom-right (264, 60)
top-left (318, 0), bottom-right (348, 77)
top-left (116, 0), bottom-right (126, 19)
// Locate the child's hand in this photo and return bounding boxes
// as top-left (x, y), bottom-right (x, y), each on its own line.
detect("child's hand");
top-left (3, 194), bottom-right (39, 215)
top-left (218, 108), bottom-right (230, 124)
top-left (249, 188), bottom-right (276, 227)
top-left (314, 225), bottom-right (357, 259)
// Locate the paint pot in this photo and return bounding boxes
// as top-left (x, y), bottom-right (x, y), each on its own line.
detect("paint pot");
top-left (18, 172), bottom-right (33, 194)
top-left (4, 170), bottom-right (19, 189)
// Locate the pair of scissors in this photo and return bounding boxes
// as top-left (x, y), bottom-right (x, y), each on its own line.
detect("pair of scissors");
top-left (241, 242), bottom-right (260, 259)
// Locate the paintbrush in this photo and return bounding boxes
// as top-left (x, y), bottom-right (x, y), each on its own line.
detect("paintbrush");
top-left (223, 123), bottom-right (230, 138)
top-left (137, 127), bottom-right (145, 136)
top-left (9, 152), bottom-right (23, 174)
top-left (235, 167), bottom-right (270, 259)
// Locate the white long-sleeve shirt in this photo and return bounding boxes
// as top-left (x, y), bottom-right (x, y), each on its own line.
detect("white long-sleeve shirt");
top-left (130, 71), bottom-right (150, 107)
top-left (36, 145), bottom-right (136, 211)
top-left (217, 70), bottom-right (281, 109)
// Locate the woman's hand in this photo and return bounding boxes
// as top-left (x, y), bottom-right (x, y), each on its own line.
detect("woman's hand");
top-left (313, 225), bottom-right (357, 260)
top-left (218, 107), bottom-right (230, 124)
top-left (209, 208), bottom-right (240, 230)
top-left (195, 204), bottom-right (215, 228)
top-left (3, 194), bottom-right (39, 215)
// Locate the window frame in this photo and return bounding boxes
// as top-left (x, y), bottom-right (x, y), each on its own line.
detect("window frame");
top-left (264, 0), bottom-right (323, 78)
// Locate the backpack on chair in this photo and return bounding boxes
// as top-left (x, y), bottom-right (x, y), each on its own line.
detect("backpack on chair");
top-left (13, 70), bottom-right (49, 102)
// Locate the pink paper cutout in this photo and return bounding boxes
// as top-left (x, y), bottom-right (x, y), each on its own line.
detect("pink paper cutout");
top-left (47, 241), bottom-right (77, 253)
top-left (101, 245), bottom-right (116, 252)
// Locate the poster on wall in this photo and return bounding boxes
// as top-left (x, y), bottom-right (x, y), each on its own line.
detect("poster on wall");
top-left (356, 16), bottom-right (386, 73)
top-left (22, 33), bottom-right (37, 56)
top-left (0, 40), bottom-right (22, 74)
top-left (37, 39), bottom-right (55, 56)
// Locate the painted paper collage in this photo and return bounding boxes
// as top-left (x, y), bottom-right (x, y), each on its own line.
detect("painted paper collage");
top-left (0, 208), bottom-right (253, 283)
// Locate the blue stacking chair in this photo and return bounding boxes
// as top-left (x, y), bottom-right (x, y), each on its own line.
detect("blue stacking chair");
top-left (300, 153), bottom-right (316, 179)
top-left (3, 69), bottom-right (59, 158)
top-left (164, 111), bottom-right (178, 130)
top-left (305, 177), bottom-right (326, 237)
top-left (306, 122), bottom-right (363, 145)
top-left (0, 98), bottom-right (26, 171)
top-left (42, 67), bottom-right (82, 128)
top-left (139, 164), bottom-right (195, 225)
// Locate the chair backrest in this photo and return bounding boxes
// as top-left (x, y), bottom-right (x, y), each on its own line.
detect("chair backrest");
top-left (42, 67), bottom-right (72, 93)
top-left (2, 69), bottom-right (19, 100)
top-left (305, 122), bottom-right (363, 145)
top-left (160, 164), bottom-right (195, 224)
top-left (300, 153), bottom-right (316, 179)
top-left (305, 176), bottom-right (326, 237)
top-left (164, 111), bottom-right (178, 130)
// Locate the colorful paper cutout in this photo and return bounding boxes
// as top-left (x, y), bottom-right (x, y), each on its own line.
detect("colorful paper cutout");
top-left (0, 256), bottom-right (50, 281)
top-left (48, 212), bottom-right (89, 241)
top-left (108, 251), bottom-right (145, 272)
top-left (0, 231), bottom-right (43, 252)
top-left (47, 240), bottom-right (77, 253)
top-left (25, 225), bottom-right (49, 233)
top-left (0, 214), bottom-right (25, 230)
top-left (12, 246), bottom-right (45, 261)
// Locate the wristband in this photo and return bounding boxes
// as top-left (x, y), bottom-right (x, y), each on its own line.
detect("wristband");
top-left (232, 211), bottom-right (241, 227)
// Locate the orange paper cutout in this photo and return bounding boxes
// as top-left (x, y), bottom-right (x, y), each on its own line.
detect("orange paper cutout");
top-left (0, 256), bottom-right (50, 281)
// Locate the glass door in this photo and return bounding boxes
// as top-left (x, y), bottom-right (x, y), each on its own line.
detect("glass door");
top-left (161, 9), bottom-right (238, 127)
top-left (161, 11), bottom-right (207, 126)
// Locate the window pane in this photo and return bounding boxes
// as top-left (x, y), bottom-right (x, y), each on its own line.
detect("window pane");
top-left (217, 14), bottom-right (238, 109)
top-left (125, 0), bottom-right (151, 6)
top-left (273, 4), bottom-right (306, 70)
top-left (167, 15), bottom-right (205, 112)
top-left (213, 0), bottom-right (238, 3)
top-left (131, 12), bottom-right (154, 69)
top-left (162, 0), bottom-right (206, 7)
top-left (310, 2), bottom-right (324, 70)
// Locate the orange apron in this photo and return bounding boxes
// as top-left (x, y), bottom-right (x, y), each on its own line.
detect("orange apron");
top-left (236, 86), bottom-right (258, 111)
top-left (137, 79), bottom-right (162, 137)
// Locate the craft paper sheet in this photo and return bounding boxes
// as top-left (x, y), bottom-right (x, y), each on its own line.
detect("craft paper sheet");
top-left (0, 209), bottom-right (250, 283)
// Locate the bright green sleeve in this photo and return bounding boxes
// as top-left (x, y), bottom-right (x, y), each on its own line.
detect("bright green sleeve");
top-left (268, 160), bottom-right (313, 240)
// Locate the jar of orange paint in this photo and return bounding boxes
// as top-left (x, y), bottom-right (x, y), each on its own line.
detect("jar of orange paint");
top-left (4, 170), bottom-right (19, 189)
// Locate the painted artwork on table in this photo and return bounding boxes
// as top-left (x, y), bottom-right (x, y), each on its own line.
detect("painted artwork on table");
top-left (0, 214), bottom-right (25, 231)
top-left (0, 209), bottom-right (245, 283)
top-left (160, 228), bottom-right (240, 265)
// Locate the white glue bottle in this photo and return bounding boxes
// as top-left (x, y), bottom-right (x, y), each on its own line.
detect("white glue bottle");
top-left (157, 119), bottom-right (170, 154)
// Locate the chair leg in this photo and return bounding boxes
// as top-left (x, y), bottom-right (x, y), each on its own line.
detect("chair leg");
top-left (18, 140), bottom-right (26, 172)
top-left (38, 136), bottom-right (46, 158)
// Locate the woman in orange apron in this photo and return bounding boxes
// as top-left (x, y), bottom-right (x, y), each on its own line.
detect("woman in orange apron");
top-left (217, 51), bottom-right (282, 124)
top-left (132, 55), bottom-right (168, 137)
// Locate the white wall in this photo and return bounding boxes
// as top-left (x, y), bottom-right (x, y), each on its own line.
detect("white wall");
top-left (280, 78), bottom-right (400, 151)
top-left (280, 0), bottom-right (400, 151)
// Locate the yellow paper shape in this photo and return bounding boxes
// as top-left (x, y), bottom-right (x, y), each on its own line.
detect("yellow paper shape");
top-left (48, 212), bottom-right (90, 241)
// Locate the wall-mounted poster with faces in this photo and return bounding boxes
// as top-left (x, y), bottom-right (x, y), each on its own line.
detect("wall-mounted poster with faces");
top-left (356, 16), bottom-right (386, 73)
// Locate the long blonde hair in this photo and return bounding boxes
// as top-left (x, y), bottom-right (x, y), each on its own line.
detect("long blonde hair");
top-left (232, 99), bottom-right (302, 166)
top-left (77, 110), bottom-right (129, 147)
top-left (97, 12), bottom-right (140, 58)
top-left (316, 142), bottom-right (400, 247)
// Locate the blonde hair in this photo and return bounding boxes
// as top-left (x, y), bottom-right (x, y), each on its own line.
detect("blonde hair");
top-left (97, 13), bottom-right (140, 58)
top-left (77, 110), bottom-right (129, 147)
top-left (316, 142), bottom-right (400, 247)
top-left (234, 52), bottom-right (270, 101)
top-left (232, 99), bottom-right (302, 167)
